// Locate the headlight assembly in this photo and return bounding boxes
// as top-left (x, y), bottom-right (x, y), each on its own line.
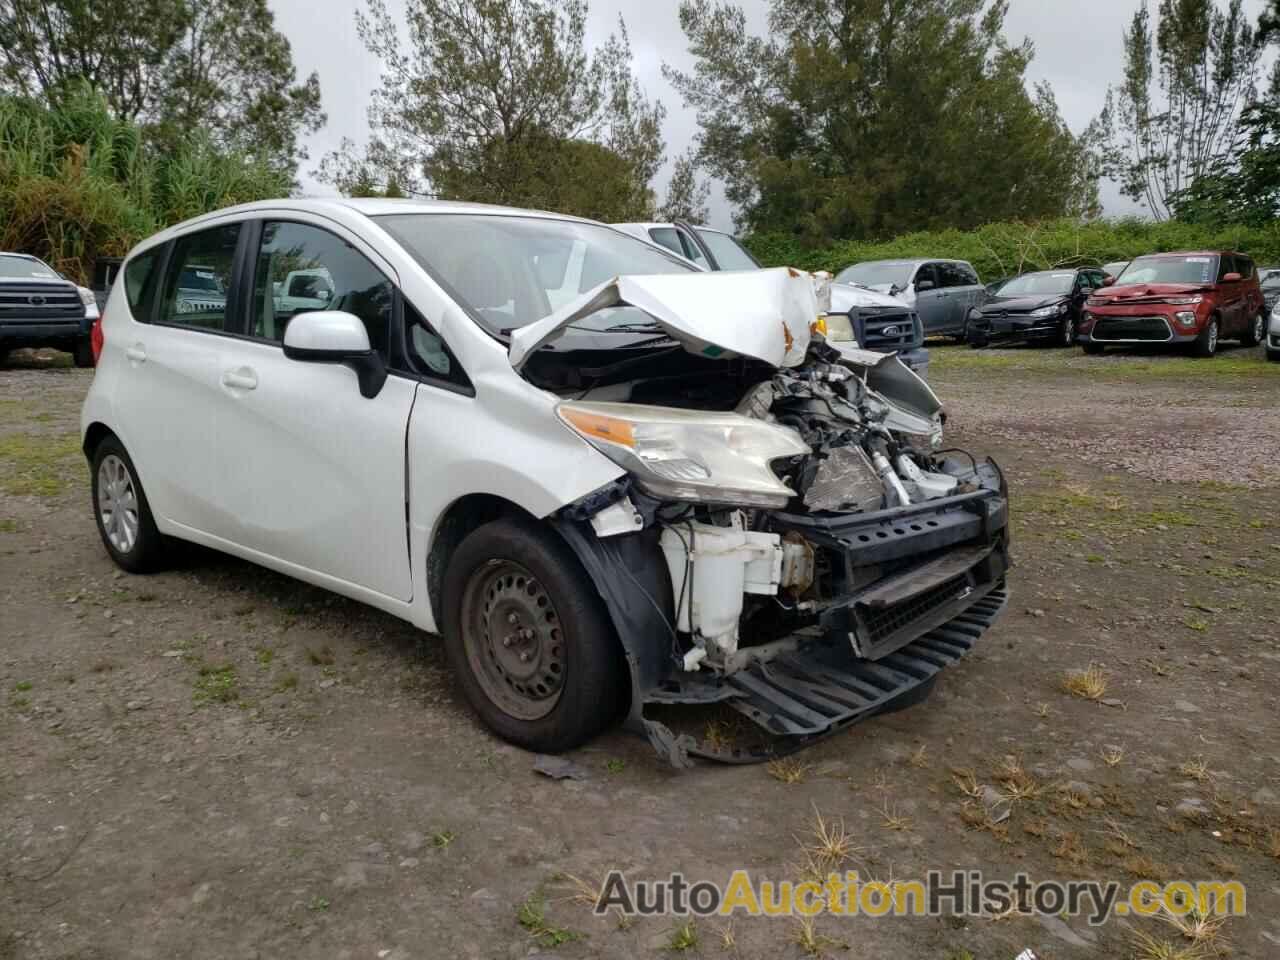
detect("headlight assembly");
top-left (557, 401), bottom-right (809, 507)
top-left (1029, 303), bottom-right (1065, 318)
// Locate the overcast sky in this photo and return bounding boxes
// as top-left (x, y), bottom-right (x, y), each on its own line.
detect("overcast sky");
top-left (270, 0), bottom-right (1269, 230)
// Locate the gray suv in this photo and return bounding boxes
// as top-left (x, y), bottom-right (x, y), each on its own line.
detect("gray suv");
top-left (836, 259), bottom-right (985, 339)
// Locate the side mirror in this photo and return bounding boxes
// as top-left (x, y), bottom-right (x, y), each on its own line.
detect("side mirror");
top-left (282, 310), bottom-right (386, 399)
top-left (1102, 276), bottom-right (1116, 286)
top-left (915, 279), bottom-right (936, 292)
top-left (1222, 272), bottom-right (1242, 283)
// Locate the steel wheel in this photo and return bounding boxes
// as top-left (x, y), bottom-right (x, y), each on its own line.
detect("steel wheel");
top-left (460, 560), bottom-right (566, 721)
top-left (1062, 315), bottom-right (1076, 347)
top-left (96, 454), bottom-right (139, 554)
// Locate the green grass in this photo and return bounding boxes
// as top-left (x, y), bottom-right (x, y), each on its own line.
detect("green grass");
top-left (931, 347), bottom-right (1278, 382)
top-left (516, 896), bottom-right (579, 948)
top-left (0, 433), bottom-right (81, 496)
top-left (193, 664), bottom-right (239, 704)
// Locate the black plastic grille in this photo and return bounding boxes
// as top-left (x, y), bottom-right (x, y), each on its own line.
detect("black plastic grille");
top-left (1091, 316), bottom-right (1172, 342)
top-left (860, 575), bottom-right (968, 644)
top-left (858, 308), bottom-right (916, 350)
top-left (0, 283), bottom-right (83, 320)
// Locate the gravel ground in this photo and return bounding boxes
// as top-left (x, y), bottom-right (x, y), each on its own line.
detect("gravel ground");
top-left (2, 345), bottom-right (1279, 960)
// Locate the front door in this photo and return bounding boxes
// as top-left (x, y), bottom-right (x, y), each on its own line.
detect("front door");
top-left (211, 218), bottom-right (417, 603)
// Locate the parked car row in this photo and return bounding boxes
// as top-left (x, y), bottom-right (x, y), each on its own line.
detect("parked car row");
top-left (831, 250), bottom-right (1274, 360)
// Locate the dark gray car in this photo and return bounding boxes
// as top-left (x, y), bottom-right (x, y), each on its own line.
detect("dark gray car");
top-left (835, 258), bottom-right (985, 338)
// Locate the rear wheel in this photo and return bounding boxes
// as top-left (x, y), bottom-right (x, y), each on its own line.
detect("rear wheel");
top-left (1193, 316), bottom-right (1219, 357)
top-left (91, 435), bottom-right (167, 573)
top-left (1242, 311), bottom-right (1265, 347)
top-left (442, 516), bottom-right (626, 752)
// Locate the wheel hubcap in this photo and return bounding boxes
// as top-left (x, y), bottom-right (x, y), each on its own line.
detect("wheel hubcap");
top-left (97, 454), bottom-right (139, 553)
top-left (462, 560), bottom-right (565, 720)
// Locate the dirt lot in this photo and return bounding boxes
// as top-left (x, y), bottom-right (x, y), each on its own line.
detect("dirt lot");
top-left (3, 342), bottom-right (1279, 960)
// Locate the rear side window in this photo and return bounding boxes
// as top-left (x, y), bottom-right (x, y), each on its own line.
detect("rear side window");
top-left (157, 224), bottom-right (240, 331)
top-left (123, 250), bottom-right (161, 320)
top-left (957, 262), bottom-right (980, 285)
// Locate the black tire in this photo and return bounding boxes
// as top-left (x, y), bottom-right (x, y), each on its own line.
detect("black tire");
top-left (1058, 314), bottom-right (1077, 348)
top-left (1082, 341), bottom-right (1104, 355)
top-left (968, 336), bottom-right (988, 349)
top-left (1267, 348), bottom-right (1280, 363)
top-left (442, 516), bottom-right (627, 753)
top-left (1193, 316), bottom-right (1220, 357)
top-left (1242, 311), bottom-right (1265, 347)
top-left (90, 435), bottom-right (167, 573)
top-left (72, 337), bottom-right (95, 368)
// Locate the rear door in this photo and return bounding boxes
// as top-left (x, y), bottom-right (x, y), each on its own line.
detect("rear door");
top-left (109, 222), bottom-right (241, 535)
top-left (209, 216), bottom-right (417, 602)
top-left (912, 263), bottom-right (948, 335)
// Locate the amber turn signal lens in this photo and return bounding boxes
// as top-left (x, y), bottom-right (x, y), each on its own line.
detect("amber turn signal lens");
top-left (559, 408), bottom-right (635, 447)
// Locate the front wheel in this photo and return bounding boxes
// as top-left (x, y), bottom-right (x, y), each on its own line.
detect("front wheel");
top-left (1193, 316), bottom-right (1220, 357)
top-left (1242, 311), bottom-right (1265, 347)
top-left (442, 516), bottom-right (627, 753)
top-left (1058, 315), bottom-right (1077, 348)
top-left (91, 435), bottom-right (167, 573)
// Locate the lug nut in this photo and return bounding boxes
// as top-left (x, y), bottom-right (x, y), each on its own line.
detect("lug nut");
top-left (507, 612), bottom-right (519, 625)
top-left (519, 651), bottom-right (532, 663)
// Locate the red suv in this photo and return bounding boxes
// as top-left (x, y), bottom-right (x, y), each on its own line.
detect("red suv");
top-left (1079, 251), bottom-right (1267, 357)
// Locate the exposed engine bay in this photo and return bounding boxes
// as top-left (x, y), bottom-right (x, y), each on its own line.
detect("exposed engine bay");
top-left (523, 268), bottom-right (1010, 765)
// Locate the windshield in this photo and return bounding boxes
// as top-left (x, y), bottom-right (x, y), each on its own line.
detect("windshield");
top-left (1118, 256), bottom-right (1217, 286)
top-left (0, 255), bottom-right (60, 281)
top-left (835, 261), bottom-right (914, 289)
top-left (994, 272), bottom-right (1075, 297)
top-left (179, 267), bottom-right (223, 293)
top-left (695, 229), bottom-right (758, 270)
top-left (376, 214), bottom-right (695, 332)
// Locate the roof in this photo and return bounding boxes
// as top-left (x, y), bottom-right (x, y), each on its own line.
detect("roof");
top-left (613, 221), bottom-right (723, 233)
top-left (1132, 250), bottom-right (1234, 258)
top-left (129, 197), bottom-right (613, 257)
top-left (848, 257), bottom-right (969, 266)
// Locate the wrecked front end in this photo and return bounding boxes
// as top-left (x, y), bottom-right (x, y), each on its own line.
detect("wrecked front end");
top-left (519, 269), bottom-right (1010, 766)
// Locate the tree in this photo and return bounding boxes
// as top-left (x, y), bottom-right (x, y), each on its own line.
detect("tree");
top-left (1096, 0), bottom-right (1263, 220)
top-left (658, 151), bottom-right (711, 222)
top-left (664, 0), bottom-right (1098, 245)
top-left (0, 0), bottom-right (323, 177)
top-left (318, 0), bottom-right (665, 221)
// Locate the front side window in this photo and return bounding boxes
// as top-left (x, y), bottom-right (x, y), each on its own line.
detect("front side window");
top-left (251, 221), bottom-right (393, 355)
top-left (375, 213), bottom-right (694, 335)
top-left (648, 227), bottom-right (686, 258)
top-left (158, 224), bottom-right (239, 330)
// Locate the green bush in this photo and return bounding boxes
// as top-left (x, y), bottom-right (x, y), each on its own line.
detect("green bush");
top-left (0, 86), bottom-right (291, 284)
top-left (744, 218), bottom-right (1280, 280)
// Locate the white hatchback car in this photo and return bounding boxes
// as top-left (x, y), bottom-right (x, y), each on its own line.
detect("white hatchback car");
top-left (82, 199), bottom-right (1010, 765)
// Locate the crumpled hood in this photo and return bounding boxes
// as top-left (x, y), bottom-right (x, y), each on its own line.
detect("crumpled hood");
top-left (828, 282), bottom-right (911, 313)
top-left (509, 267), bottom-right (816, 370)
top-left (979, 294), bottom-right (1065, 314)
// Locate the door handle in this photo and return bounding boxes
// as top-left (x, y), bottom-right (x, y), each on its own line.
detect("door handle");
top-left (221, 368), bottom-right (258, 391)
top-left (125, 344), bottom-right (147, 362)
